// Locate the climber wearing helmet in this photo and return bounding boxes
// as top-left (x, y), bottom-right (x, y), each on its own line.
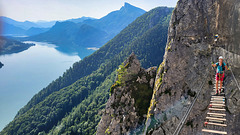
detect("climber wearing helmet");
top-left (214, 34), bottom-right (219, 42)
top-left (212, 56), bottom-right (229, 95)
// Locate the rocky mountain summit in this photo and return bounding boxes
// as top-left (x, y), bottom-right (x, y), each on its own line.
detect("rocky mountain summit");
top-left (97, 53), bottom-right (156, 135)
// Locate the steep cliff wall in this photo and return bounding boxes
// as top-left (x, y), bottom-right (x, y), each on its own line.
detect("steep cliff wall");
top-left (146, 0), bottom-right (240, 134)
top-left (97, 53), bottom-right (156, 135)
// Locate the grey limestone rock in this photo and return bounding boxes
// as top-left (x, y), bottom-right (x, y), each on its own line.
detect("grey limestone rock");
top-left (97, 53), bottom-right (157, 135)
top-left (146, 0), bottom-right (240, 134)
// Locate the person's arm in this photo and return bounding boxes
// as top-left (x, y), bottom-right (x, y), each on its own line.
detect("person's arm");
top-left (225, 64), bottom-right (229, 70)
top-left (212, 63), bottom-right (217, 67)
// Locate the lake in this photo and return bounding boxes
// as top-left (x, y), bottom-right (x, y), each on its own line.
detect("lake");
top-left (0, 41), bottom-right (81, 131)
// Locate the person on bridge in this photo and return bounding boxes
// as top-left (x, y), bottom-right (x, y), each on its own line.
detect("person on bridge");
top-left (212, 56), bottom-right (229, 95)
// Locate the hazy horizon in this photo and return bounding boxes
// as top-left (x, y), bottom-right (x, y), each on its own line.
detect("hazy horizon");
top-left (0, 0), bottom-right (178, 22)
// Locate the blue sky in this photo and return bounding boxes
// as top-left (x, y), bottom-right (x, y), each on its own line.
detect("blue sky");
top-left (0, 0), bottom-right (178, 22)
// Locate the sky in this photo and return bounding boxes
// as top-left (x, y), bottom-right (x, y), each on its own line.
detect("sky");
top-left (0, 0), bottom-right (178, 22)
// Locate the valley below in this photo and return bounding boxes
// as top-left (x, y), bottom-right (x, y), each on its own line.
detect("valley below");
top-left (0, 41), bottom-right (80, 131)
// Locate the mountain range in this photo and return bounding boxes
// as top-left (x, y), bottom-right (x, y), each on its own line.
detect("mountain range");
top-left (24, 2), bottom-right (146, 58)
top-left (1, 16), bottom-right (40, 30)
top-left (1, 16), bottom-right (94, 36)
top-left (2, 3), bottom-right (146, 58)
top-left (0, 6), bottom-right (173, 135)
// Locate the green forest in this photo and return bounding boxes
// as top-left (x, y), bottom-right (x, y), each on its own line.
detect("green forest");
top-left (0, 7), bottom-right (173, 135)
top-left (0, 36), bottom-right (34, 55)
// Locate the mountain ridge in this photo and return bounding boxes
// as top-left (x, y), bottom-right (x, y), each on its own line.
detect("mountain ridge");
top-left (1, 16), bottom-right (40, 30)
top-left (97, 53), bottom-right (157, 134)
top-left (83, 2), bottom-right (146, 35)
top-left (23, 3), bottom-right (146, 58)
top-left (1, 16), bottom-right (95, 37)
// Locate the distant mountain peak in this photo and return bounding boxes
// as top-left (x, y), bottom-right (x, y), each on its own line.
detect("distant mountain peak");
top-left (120, 2), bottom-right (145, 12)
top-left (122, 2), bottom-right (135, 9)
top-left (124, 2), bottom-right (133, 7)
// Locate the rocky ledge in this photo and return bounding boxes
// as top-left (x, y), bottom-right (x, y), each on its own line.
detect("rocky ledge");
top-left (97, 53), bottom-right (156, 135)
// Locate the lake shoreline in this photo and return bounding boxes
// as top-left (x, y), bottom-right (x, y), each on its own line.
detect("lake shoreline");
top-left (0, 41), bottom-right (80, 131)
top-left (0, 36), bottom-right (35, 55)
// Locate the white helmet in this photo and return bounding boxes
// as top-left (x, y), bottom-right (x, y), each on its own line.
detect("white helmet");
top-left (219, 56), bottom-right (223, 59)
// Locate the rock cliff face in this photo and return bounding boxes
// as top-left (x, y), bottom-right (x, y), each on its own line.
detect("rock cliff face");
top-left (145, 0), bottom-right (240, 134)
top-left (97, 53), bottom-right (156, 135)
top-left (97, 0), bottom-right (240, 134)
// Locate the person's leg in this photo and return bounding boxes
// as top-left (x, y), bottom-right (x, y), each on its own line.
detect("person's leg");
top-left (220, 80), bottom-right (223, 91)
top-left (220, 73), bottom-right (224, 92)
top-left (216, 73), bottom-right (219, 94)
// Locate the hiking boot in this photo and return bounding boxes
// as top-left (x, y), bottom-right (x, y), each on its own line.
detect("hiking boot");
top-left (218, 89), bottom-right (221, 95)
top-left (221, 88), bottom-right (224, 93)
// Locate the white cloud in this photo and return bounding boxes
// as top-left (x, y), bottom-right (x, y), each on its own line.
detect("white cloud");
top-left (87, 47), bottom-right (99, 51)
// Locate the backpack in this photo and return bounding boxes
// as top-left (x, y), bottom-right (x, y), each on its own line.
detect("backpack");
top-left (216, 62), bottom-right (225, 73)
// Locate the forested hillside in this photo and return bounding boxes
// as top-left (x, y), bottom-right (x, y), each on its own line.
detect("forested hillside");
top-left (0, 36), bottom-right (34, 55)
top-left (1, 7), bottom-right (173, 135)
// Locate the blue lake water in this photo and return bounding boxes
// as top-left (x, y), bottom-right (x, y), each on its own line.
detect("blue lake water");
top-left (0, 41), bottom-right (81, 131)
